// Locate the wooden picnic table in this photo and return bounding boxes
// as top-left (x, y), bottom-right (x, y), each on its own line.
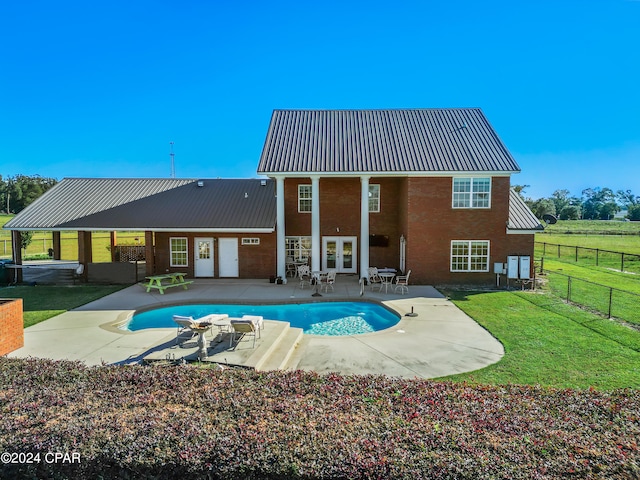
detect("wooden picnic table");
top-left (143, 272), bottom-right (193, 294)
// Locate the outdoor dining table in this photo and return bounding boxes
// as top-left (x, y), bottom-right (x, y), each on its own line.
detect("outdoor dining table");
top-left (143, 272), bottom-right (193, 294)
top-left (378, 272), bottom-right (396, 293)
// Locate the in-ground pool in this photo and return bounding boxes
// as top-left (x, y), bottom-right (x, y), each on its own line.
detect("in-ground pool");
top-left (122, 302), bottom-right (400, 336)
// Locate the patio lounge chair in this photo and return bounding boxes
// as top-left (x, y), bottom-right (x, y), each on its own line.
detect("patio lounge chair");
top-left (367, 267), bottom-right (382, 291)
top-left (320, 269), bottom-right (337, 292)
top-left (298, 264), bottom-right (311, 289)
top-left (394, 270), bottom-right (411, 294)
top-left (173, 315), bottom-right (198, 345)
top-left (241, 314), bottom-right (264, 331)
top-left (229, 319), bottom-right (260, 349)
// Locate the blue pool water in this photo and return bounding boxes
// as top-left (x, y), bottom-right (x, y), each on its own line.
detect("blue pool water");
top-left (123, 302), bottom-right (400, 336)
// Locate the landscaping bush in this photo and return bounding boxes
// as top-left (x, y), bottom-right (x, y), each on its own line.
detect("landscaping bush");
top-left (0, 358), bottom-right (638, 479)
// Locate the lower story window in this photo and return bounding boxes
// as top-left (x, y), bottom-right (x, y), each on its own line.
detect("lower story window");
top-left (170, 237), bottom-right (188, 267)
top-left (286, 236), bottom-right (311, 262)
top-left (451, 240), bottom-right (490, 272)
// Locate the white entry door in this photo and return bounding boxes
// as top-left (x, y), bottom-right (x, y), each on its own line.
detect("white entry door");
top-left (322, 236), bottom-right (357, 273)
top-left (194, 238), bottom-right (214, 277)
top-left (218, 238), bottom-right (239, 277)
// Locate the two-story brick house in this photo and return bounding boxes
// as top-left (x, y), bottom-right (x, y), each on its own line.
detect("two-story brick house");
top-left (258, 108), bottom-right (542, 285)
top-left (4, 108), bottom-right (541, 285)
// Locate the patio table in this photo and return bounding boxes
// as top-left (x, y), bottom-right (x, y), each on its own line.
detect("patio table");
top-left (378, 272), bottom-right (396, 293)
top-left (143, 272), bottom-right (193, 294)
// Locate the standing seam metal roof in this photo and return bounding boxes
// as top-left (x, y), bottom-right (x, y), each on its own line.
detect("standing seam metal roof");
top-left (4, 178), bottom-right (277, 231)
top-left (508, 189), bottom-right (545, 231)
top-left (258, 109), bottom-right (521, 174)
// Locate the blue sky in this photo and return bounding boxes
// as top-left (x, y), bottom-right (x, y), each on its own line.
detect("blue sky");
top-left (2, 0), bottom-right (638, 200)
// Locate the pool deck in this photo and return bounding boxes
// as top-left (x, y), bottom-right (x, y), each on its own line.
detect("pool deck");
top-left (7, 277), bottom-right (505, 379)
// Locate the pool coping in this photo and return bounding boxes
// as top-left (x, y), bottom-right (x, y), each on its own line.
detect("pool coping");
top-left (8, 279), bottom-right (505, 379)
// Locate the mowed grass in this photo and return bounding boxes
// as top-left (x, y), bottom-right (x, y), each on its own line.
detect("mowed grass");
top-left (0, 285), bottom-right (125, 327)
top-left (542, 219), bottom-right (640, 235)
top-left (441, 289), bottom-right (640, 390)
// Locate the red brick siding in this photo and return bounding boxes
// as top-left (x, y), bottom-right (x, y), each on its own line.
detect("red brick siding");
top-left (283, 175), bottom-right (535, 285)
top-left (153, 232), bottom-right (276, 279)
top-left (0, 298), bottom-right (23, 356)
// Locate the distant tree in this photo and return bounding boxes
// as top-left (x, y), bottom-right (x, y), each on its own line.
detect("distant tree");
top-left (0, 175), bottom-right (57, 213)
top-left (530, 198), bottom-right (556, 219)
top-left (616, 189), bottom-right (639, 207)
top-left (559, 205), bottom-right (581, 220)
top-left (512, 185), bottom-right (530, 200)
top-left (550, 189), bottom-right (571, 216)
top-left (599, 202), bottom-right (620, 220)
top-left (582, 187), bottom-right (616, 220)
top-left (627, 205), bottom-right (640, 221)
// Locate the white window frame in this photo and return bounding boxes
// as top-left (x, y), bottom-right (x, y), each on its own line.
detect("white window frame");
top-left (452, 177), bottom-right (491, 209)
top-left (298, 184), bottom-right (312, 213)
top-left (285, 236), bottom-right (311, 262)
top-left (368, 184), bottom-right (380, 213)
top-left (450, 240), bottom-right (490, 272)
top-left (241, 238), bottom-right (260, 245)
top-left (170, 237), bottom-right (188, 267)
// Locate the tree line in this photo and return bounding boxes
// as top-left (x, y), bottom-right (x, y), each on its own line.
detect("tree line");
top-left (517, 186), bottom-right (640, 221)
top-left (0, 175), bottom-right (58, 214)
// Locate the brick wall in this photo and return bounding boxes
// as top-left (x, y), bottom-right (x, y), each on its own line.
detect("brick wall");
top-left (153, 232), bottom-right (276, 279)
top-left (282, 175), bottom-right (535, 285)
top-left (0, 298), bottom-right (24, 356)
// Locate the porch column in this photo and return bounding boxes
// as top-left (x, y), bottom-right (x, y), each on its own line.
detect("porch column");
top-left (11, 230), bottom-right (23, 283)
top-left (77, 231), bottom-right (92, 281)
top-left (52, 231), bottom-right (61, 260)
top-left (144, 231), bottom-right (155, 277)
top-left (360, 176), bottom-right (370, 279)
top-left (311, 175), bottom-right (320, 272)
top-left (275, 176), bottom-right (286, 279)
top-left (110, 232), bottom-right (117, 262)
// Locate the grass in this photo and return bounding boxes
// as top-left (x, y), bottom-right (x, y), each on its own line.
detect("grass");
top-left (440, 289), bottom-right (640, 390)
top-left (541, 219), bottom-right (640, 235)
top-left (0, 285), bottom-right (126, 327)
top-left (541, 258), bottom-right (640, 294)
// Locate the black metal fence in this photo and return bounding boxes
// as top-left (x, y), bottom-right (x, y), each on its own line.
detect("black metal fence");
top-left (536, 242), bottom-right (640, 274)
top-left (541, 269), bottom-right (640, 325)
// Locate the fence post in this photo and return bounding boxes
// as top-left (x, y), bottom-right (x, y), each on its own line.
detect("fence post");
top-left (557, 244), bottom-right (561, 258)
top-left (621, 253), bottom-right (625, 273)
top-left (608, 288), bottom-right (613, 319)
top-left (596, 249), bottom-right (599, 267)
top-left (575, 246), bottom-right (578, 262)
top-left (543, 242), bottom-right (547, 255)
top-left (567, 276), bottom-right (572, 302)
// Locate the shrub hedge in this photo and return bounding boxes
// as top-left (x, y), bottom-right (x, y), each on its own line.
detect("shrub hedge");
top-left (0, 358), bottom-right (638, 479)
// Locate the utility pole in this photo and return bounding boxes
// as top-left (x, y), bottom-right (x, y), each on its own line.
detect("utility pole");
top-left (169, 141), bottom-right (175, 178)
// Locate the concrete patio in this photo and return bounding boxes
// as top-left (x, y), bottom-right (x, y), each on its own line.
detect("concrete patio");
top-left (7, 276), bottom-right (505, 379)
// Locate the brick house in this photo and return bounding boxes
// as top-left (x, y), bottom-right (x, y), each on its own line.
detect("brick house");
top-left (4, 108), bottom-right (541, 285)
top-left (259, 108), bottom-right (542, 284)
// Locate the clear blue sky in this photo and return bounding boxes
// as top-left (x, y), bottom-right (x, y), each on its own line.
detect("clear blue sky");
top-left (2, 0), bottom-right (638, 200)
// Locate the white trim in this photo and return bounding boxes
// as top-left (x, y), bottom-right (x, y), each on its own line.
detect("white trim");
top-left (170, 237), bottom-right (189, 268)
top-left (11, 227), bottom-right (276, 233)
top-left (452, 177), bottom-right (492, 209)
top-left (507, 229), bottom-right (543, 234)
top-left (450, 240), bottom-right (490, 273)
top-left (259, 171), bottom-right (517, 177)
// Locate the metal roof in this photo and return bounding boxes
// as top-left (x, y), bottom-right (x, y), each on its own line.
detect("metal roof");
top-left (507, 189), bottom-right (544, 231)
top-left (4, 178), bottom-right (277, 231)
top-left (258, 109), bottom-right (521, 175)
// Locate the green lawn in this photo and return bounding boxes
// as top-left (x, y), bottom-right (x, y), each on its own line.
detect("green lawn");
top-left (541, 219), bottom-right (640, 235)
top-left (440, 289), bottom-right (640, 390)
top-left (0, 285), bottom-right (125, 327)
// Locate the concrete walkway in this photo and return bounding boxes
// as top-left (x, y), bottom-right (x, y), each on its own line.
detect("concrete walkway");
top-left (7, 278), bottom-right (504, 379)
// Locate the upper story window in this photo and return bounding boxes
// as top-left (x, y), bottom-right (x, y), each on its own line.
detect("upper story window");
top-left (298, 185), bottom-right (312, 213)
top-left (368, 184), bottom-right (380, 212)
top-left (170, 237), bottom-right (188, 267)
top-left (452, 177), bottom-right (491, 208)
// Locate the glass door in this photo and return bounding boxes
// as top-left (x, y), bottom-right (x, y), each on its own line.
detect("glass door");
top-left (322, 236), bottom-right (357, 273)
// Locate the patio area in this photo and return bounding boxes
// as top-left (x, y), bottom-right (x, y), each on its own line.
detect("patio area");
top-left (8, 276), bottom-right (505, 379)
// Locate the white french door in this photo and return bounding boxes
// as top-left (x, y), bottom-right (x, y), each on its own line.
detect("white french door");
top-left (322, 236), bottom-right (357, 273)
top-left (194, 238), bottom-right (214, 277)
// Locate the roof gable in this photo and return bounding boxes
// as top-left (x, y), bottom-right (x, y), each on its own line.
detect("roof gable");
top-left (258, 108), bottom-right (521, 175)
top-left (508, 189), bottom-right (544, 231)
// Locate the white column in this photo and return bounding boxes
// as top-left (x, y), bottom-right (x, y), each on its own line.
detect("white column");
top-left (276, 176), bottom-right (286, 279)
top-left (311, 175), bottom-right (321, 272)
top-left (360, 176), bottom-right (370, 278)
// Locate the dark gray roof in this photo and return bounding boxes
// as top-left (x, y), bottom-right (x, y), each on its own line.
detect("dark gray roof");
top-left (508, 189), bottom-right (544, 231)
top-left (258, 109), bottom-right (521, 175)
top-left (4, 178), bottom-right (277, 231)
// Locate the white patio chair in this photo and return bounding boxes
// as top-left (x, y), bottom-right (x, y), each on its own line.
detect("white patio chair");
top-left (394, 270), bottom-right (411, 294)
top-left (241, 314), bottom-right (264, 331)
top-left (298, 264), bottom-right (311, 289)
top-left (172, 315), bottom-right (197, 345)
top-left (367, 267), bottom-right (382, 291)
top-left (320, 269), bottom-right (337, 292)
top-left (229, 319), bottom-right (260, 349)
